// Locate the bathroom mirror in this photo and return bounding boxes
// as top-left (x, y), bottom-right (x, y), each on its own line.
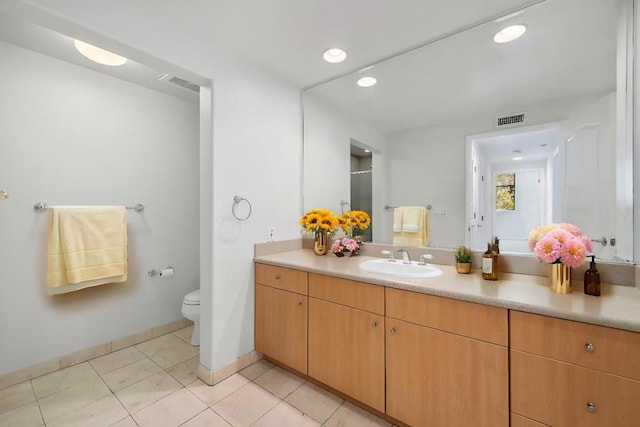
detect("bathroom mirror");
top-left (302, 0), bottom-right (634, 262)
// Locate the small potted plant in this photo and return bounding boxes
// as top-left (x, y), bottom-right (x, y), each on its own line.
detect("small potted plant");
top-left (455, 246), bottom-right (472, 274)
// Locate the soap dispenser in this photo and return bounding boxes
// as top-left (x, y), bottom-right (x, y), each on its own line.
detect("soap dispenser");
top-left (584, 255), bottom-right (600, 296)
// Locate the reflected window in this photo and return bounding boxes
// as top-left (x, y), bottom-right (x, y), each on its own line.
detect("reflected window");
top-left (496, 173), bottom-right (515, 210)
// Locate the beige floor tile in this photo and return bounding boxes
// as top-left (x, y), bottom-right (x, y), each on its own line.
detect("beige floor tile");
top-left (172, 325), bottom-right (194, 343)
top-left (0, 401), bottom-right (44, 427)
top-left (132, 388), bottom-right (206, 427)
top-left (90, 347), bottom-right (147, 376)
top-left (0, 381), bottom-right (35, 415)
top-left (31, 362), bottom-right (100, 400)
top-left (253, 401), bottom-right (320, 427)
top-left (187, 374), bottom-right (249, 407)
top-left (167, 356), bottom-right (199, 386)
top-left (284, 382), bottom-right (343, 423)
top-left (324, 402), bottom-right (392, 427)
top-left (101, 358), bottom-right (163, 392)
top-left (46, 394), bottom-right (128, 427)
top-left (238, 359), bottom-right (274, 381)
top-left (109, 415), bottom-right (138, 427)
top-left (212, 382), bottom-right (280, 426)
top-left (136, 334), bottom-right (199, 369)
top-left (181, 408), bottom-right (231, 427)
top-left (38, 376), bottom-right (111, 424)
top-left (115, 371), bottom-right (182, 413)
top-left (253, 366), bottom-right (304, 399)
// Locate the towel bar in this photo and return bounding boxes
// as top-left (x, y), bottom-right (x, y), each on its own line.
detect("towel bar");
top-left (34, 202), bottom-right (145, 213)
top-left (385, 204), bottom-right (432, 210)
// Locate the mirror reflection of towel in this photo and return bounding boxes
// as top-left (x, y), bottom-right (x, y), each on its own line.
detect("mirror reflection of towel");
top-left (393, 206), bottom-right (428, 246)
top-left (393, 208), bottom-right (403, 232)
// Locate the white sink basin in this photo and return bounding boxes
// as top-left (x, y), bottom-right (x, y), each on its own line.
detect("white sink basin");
top-left (359, 259), bottom-right (443, 278)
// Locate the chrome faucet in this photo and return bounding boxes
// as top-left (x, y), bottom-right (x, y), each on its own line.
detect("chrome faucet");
top-left (396, 248), bottom-right (412, 264)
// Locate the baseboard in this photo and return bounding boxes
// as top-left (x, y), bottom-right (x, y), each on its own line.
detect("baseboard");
top-left (0, 318), bottom-right (188, 391)
top-left (198, 350), bottom-right (262, 385)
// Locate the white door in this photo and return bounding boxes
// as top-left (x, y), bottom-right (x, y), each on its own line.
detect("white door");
top-left (470, 154), bottom-right (487, 251)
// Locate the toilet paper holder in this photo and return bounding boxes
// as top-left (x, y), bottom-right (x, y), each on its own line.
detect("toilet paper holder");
top-left (148, 266), bottom-right (174, 277)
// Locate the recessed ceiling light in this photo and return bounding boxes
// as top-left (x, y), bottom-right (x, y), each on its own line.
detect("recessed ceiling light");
top-left (513, 157), bottom-right (524, 161)
top-left (357, 76), bottom-right (377, 87)
top-left (364, 149), bottom-right (371, 153)
top-left (494, 24), bottom-right (527, 43)
top-left (323, 48), bottom-right (347, 63)
top-left (74, 40), bottom-right (127, 66)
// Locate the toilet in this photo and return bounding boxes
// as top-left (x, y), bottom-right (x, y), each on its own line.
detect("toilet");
top-left (181, 289), bottom-right (200, 346)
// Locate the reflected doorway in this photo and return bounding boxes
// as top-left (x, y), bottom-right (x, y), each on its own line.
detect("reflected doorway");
top-left (468, 125), bottom-right (557, 252)
top-left (350, 141), bottom-right (373, 242)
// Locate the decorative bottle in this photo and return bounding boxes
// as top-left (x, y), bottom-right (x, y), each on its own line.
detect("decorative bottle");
top-left (482, 243), bottom-right (499, 281)
top-left (584, 255), bottom-right (601, 296)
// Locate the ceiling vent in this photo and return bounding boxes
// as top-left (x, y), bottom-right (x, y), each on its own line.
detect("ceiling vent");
top-left (158, 74), bottom-right (200, 93)
top-left (496, 113), bottom-right (525, 128)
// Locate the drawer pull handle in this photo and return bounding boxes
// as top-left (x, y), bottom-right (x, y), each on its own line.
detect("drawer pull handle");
top-left (390, 327), bottom-right (397, 335)
top-left (587, 402), bottom-right (596, 413)
top-left (275, 275), bottom-right (281, 280)
top-left (297, 301), bottom-right (303, 307)
top-left (371, 321), bottom-right (378, 328)
top-left (585, 342), bottom-right (595, 353)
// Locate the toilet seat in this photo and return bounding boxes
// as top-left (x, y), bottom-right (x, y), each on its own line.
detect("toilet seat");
top-left (183, 289), bottom-right (200, 305)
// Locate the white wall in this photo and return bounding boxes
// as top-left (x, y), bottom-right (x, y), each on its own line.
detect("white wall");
top-left (8, 0), bottom-right (304, 373)
top-left (384, 99), bottom-right (603, 249)
top-left (0, 41), bottom-right (200, 374)
top-left (303, 93), bottom-right (387, 242)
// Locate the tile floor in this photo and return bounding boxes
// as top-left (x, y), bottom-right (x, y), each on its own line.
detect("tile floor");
top-left (0, 326), bottom-right (394, 426)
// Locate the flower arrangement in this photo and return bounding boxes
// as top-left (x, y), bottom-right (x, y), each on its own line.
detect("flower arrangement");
top-left (528, 223), bottom-right (592, 268)
top-left (337, 210), bottom-right (371, 237)
top-left (331, 237), bottom-right (360, 256)
top-left (299, 209), bottom-right (339, 234)
top-left (455, 246), bottom-right (472, 264)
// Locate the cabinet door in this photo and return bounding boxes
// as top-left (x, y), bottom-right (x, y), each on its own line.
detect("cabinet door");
top-left (255, 284), bottom-right (307, 374)
top-left (511, 349), bottom-right (640, 427)
top-left (308, 297), bottom-right (385, 412)
top-left (386, 318), bottom-right (508, 427)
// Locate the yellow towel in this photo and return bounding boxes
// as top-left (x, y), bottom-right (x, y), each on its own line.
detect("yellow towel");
top-left (46, 206), bottom-right (127, 295)
top-left (393, 206), bottom-right (428, 246)
top-left (393, 208), bottom-right (403, 232)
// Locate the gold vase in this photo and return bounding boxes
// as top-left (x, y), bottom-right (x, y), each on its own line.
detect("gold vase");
top-left (456, 262), bottom-right (472, 274)
top-left (313, 231), bottom-right (329, 255)
top-left (550, 263), bottom-right (572, 294)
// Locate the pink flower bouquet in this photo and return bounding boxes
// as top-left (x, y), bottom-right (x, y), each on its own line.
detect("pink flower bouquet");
top-left (528, 223), bottom-right (592, 268)
top-left (331, 237), bottom-right (360, 257)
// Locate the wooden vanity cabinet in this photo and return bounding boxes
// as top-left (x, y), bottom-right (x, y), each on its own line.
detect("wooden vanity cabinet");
top-left (385, 288), bottom-right (509, 427)
top-left (308, 273), bottom-right (386, 412)
top-left (255, 264), bottom-right (308, 374)
top-left (510, 311), bottom-right (640, 427)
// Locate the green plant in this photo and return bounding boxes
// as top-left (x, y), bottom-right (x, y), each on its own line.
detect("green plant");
top-left (455, 246), bottom-right (472, 263)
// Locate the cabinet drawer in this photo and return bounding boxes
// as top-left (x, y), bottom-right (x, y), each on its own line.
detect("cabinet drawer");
top-left (510, 311), bottom-right (640, 381)
top-left (386, 287), bottom-right (507, 345)
top-left (255, 263), bottom-right (308, 295)
top-left (511, 349), bottom-right (640, 427)
top-left (308, 273), bottom-right (384, 314)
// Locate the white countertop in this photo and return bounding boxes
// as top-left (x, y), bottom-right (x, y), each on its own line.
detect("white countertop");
top-left (255, 249), bottom-right (640, 333)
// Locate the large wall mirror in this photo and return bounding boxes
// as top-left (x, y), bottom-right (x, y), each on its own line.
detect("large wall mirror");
top-left (303, 0), bottom-right (634, 262)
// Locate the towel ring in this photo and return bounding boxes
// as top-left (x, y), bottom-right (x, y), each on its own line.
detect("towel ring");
top-left (232, 195), bottom-right (252, 221)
